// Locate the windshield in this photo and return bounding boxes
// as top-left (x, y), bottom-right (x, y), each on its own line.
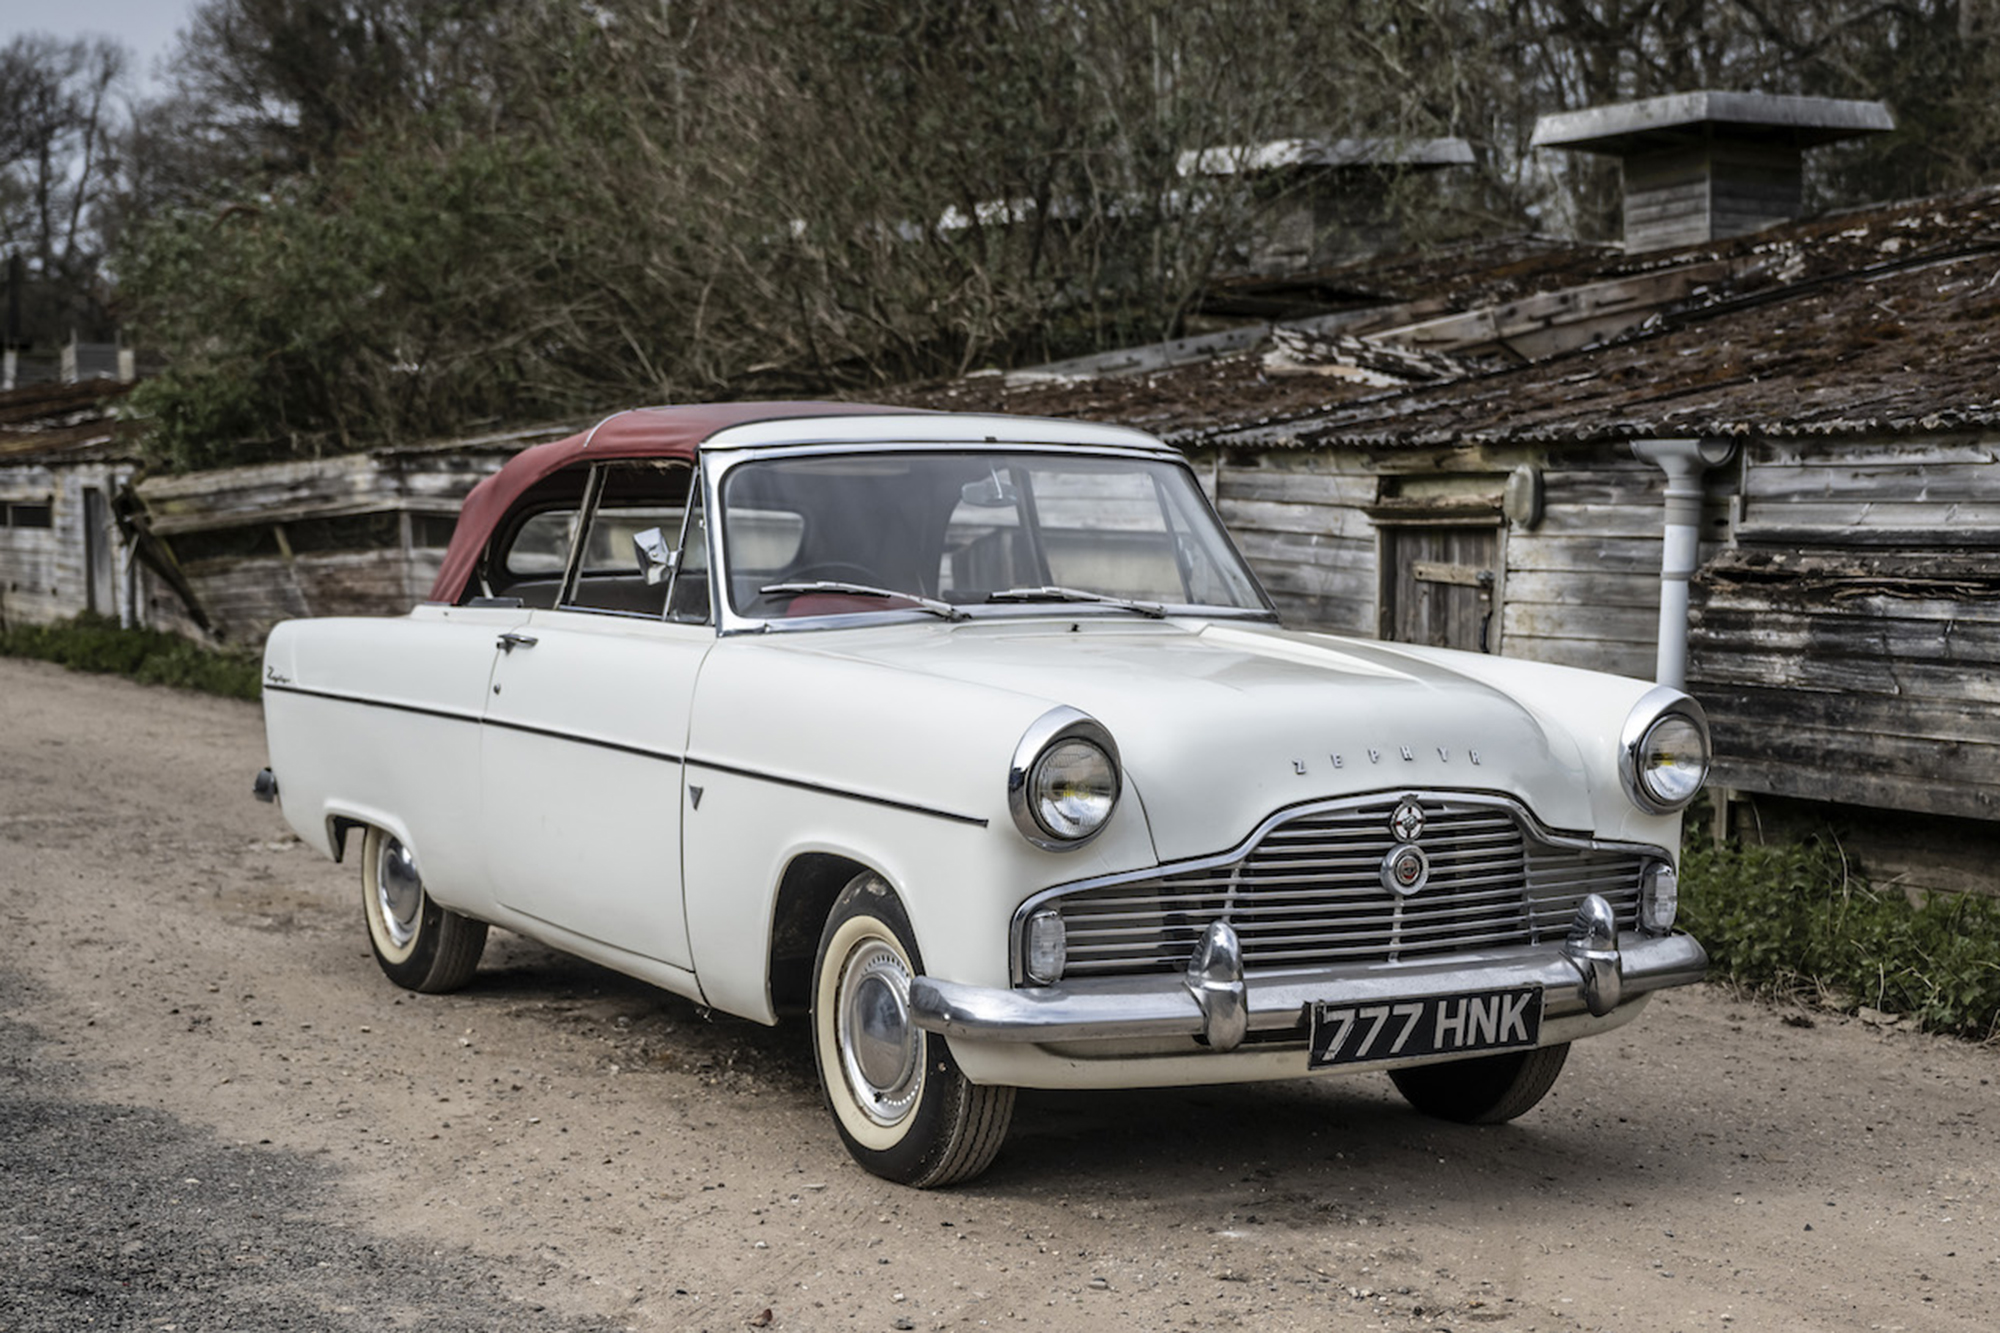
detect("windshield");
top-left (718, 450), bottom-right (1271, 622)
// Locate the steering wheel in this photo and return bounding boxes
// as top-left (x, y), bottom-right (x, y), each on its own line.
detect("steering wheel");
top-left (782, 562), bottom-right (883, 586)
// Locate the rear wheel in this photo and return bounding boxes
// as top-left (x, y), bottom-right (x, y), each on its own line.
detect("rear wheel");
top-left (360, 825), bottom-right (487, 993)
top-left (810, 873), bottom-right (1013, 1187)
top-left (1389, 1043), bottom-right (1570, 1124)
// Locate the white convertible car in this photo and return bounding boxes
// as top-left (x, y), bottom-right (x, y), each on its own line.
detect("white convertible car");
top-left (258, 402), bottom-right (1709, 1186)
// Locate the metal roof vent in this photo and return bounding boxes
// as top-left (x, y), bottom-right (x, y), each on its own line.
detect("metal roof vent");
top-left (1531, 91), bottom-right (1894, 253)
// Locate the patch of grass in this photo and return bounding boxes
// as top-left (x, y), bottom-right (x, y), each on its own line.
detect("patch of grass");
top-left (0, 613), bottom-right (261, 702)
top-left (1679, 830), bottom-right (2000, 1040)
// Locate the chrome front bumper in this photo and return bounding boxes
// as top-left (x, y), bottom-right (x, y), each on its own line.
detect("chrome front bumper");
top-left (910, 894), bottom-right (1707, 1051)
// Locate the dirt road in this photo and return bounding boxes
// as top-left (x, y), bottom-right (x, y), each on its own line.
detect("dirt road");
top-left (1, 656), bottom-right (1995, 1331)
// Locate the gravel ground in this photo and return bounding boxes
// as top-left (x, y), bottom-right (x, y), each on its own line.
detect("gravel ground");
top-left (0, 967), bottom-right (614, 1333)
top-left (2, 655), bottom-right (1996, 1332)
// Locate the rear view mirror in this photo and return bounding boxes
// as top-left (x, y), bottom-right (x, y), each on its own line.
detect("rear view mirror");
top-left (633, 527), bottom-right (677, 585)
top-left (960, 471), bottom-right (1018, 508)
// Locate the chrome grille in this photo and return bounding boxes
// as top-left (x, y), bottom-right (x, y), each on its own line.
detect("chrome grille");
top-left (1051, 796), bottom-right (1645, 977)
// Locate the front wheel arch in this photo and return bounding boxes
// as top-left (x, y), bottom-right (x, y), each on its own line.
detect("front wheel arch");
top-left (768, 852), bottom-right (877, 1015)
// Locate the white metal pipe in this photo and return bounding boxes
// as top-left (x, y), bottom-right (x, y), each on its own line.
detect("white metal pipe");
top-left (1630, 438), bottom-right (1734, 690)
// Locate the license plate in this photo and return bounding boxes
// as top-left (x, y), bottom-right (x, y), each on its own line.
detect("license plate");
top-left (1307, 986), bottom-right (1543, 1070)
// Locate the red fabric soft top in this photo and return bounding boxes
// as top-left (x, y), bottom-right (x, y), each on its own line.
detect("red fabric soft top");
top-left (426, 401), bottom-right (928, 604)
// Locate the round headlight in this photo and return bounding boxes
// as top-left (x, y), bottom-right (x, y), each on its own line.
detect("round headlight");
top-left (1621, 688), bottom-right (1711, 814)
top-left (1032, 739), bottom-right (1116, 841)
top-left (1637, 714), bottom-right (1708, 809)
top-left (1009, 707), bottom-right (1121, 850)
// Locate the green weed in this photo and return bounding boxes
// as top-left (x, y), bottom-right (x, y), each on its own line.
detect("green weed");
top-left (1679, 831), bottom-right (2000, 1040)
top-left (0, 614), bottom-right (261, 702)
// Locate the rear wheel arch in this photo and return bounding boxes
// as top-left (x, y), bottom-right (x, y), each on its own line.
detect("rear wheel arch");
top-left (326, 814), bottom-right (364, 864)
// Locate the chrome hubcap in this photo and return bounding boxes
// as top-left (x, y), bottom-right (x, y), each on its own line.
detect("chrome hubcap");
top-left (837, 940), bottom-right (920, 1126)
top-left (375, 837), bottom-right (423, 949)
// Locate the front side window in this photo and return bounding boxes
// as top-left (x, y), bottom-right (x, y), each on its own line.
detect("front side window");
top-left (562, 462), bottom-right (690, 616)
top-left (482, 461), bottom-right (691, 614)
top-left (717, 451), bottom-right (1269, 623)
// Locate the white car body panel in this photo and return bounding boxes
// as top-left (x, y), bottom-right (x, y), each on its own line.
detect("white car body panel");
top-left (483, 608), bottom-right (709, 971)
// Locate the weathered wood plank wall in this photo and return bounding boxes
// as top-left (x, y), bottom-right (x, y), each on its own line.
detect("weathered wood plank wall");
top-left (133, 440), bottom-right (535, 643)
top-left (0, 461), bottom-right (134, 627)
top-left (1194, 444), bottom-right (1697, 681)
top-left (1209, 455), bottom-right (1379, 634)
top-left (1498, 454), bottom-right (1729, 679)
top-left (182, 549), bottom-right (439, 644)
top-left (1690, 437), bottom-right (2000, 824)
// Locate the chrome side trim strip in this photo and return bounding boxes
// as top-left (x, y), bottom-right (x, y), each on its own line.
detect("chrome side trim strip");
top-left (483, 717), bottom-right (683, 764)
top-left (264, 683), bottom-right (986, 827)
top-left (261, 682), bottom-right (480, 727)
top-left (267, 682), bottom-right (684, 763)
top-left (684, 757), bottom-right (990, 828)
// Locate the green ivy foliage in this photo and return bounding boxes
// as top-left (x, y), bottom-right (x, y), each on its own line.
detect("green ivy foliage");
top-left (0, 614), bottom-right (261, 701)
top-left (1679, 832), bottom-right (2000, 1040)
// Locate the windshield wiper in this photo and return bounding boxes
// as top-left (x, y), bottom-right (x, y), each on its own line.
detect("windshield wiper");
top-left (760, 581), bottom-right (968, 621)
top-left (984, 585), bottom-right (1169, 618)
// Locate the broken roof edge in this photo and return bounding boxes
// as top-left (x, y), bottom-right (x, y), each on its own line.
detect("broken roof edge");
top-left (1177, 408), bottom-right (2000, 454)
top-left (1531, 90), bottom-right (1894, 154)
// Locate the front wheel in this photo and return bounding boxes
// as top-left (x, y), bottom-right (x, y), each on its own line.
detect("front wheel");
top-left (360, 825), bottom-right (487, 993)
top-left (811, 874), bottom-right (1014, 1187)
top-left (1389, 1043), bottom-right (1570, 1124)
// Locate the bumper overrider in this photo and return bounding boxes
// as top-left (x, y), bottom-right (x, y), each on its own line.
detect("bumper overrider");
top-left (909, 893), bottom-right (1707, 1052)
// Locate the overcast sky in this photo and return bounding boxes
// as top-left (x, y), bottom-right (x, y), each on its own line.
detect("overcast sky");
top-left (1, 0), bottom-right (199, 95)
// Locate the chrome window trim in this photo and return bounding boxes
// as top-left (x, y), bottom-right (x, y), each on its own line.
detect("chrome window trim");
top-left (1619, 684), bottom-right (1712, 814)
top-left (662, 467), bottom-right (713, 626)
top-left (702, 441), bottom-right (1275, 637)
top-left (544, 458), bottom-right (698, 620)
top-left (700, 416), bottom-right (1179, 455)
top-left (1006, 788), bottom-right (1674, 985)
top-left (554, 463), bottom-right (607, 609)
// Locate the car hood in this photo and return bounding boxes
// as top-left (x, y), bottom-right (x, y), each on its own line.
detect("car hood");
top-left (788, 617), bottom-right (1610, 862)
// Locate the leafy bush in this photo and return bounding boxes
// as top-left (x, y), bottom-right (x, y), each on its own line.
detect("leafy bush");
top-left (0, 614), bottom-right (261, 702)
top-left (1679, 831), bottom-right (2000, 1040)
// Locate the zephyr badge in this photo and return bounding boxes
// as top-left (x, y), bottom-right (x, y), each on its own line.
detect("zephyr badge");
top-left (1381, 797), bottom-right (1430, 896)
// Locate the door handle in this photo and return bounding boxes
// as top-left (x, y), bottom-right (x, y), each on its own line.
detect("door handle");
top-left (497, 632), bottom-right (539, 653)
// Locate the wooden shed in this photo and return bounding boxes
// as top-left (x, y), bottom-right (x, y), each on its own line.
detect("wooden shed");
top-left (896, 183), bottom-right (2000, 895)
top-left (128, 426), bottom-right (574, 645)
top-left (0, 381), bottom-right (146, 630)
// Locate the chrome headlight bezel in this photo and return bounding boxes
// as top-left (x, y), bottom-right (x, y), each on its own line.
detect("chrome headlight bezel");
top-left (1008, 706), bottom-right (1121, 851)
top-left (1620, 685), bottom-right (1712, 815)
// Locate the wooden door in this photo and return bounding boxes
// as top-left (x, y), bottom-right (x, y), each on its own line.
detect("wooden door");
top-left (1380, 525), bottom-right (1498, 652)
top-left (84, 487), bottom-right (116, 617)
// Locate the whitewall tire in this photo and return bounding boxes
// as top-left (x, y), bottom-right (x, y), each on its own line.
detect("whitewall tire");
top-left (810, 873), bottom-right (1014, 1187)
top-left (360, 825), bottom-right (487, 994)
